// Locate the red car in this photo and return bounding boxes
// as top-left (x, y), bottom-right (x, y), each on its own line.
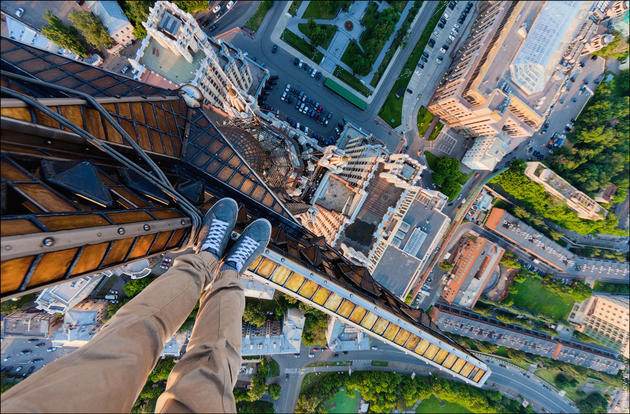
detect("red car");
top-left (473, 172), bottom-right (480, 179)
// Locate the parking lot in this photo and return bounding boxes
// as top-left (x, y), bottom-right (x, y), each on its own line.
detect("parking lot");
top-left (1, 336), bottom-right (75, 380)
top-left (257, 58), bottom-right (344, 145)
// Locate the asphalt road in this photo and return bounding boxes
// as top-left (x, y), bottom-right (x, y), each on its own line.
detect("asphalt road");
top-left (272, 342), bottom-right (576, 413)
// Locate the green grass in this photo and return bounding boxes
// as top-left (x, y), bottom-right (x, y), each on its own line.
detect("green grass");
top-left (509, 278), bottom-right (575, 320)
top-left (379, 1), bottom-right (448, 127)
top-left (371, 360), bottom-right (389, 367)
top-left (416, 395), bottom-right (470, 413)
top-left (334, 66), bottom-right (372, 97)
top-left (303, 1), bottom-right (351, 19)
top-left (306, 361), bottom-right (352, 367)
top-left (428, 121), bottom-right (443, 141)
top-left (417, 106), bottom-right (435, 137)
top-left (298, 22), bottom-right (337, 49)
top-left (325, 387), bottom-right (359, 413)
top-left (281, 29), bottom-right (324, 63)
top-left (288, 1), bottom-right (302, 16)
top-left (244, 1), bottom-right (273, 32)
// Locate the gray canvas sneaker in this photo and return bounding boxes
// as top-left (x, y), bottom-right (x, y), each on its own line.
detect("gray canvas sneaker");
top-left (195, 198), bottom-right (238, 258)
top-left (224, 218), bottom-right (272, 274)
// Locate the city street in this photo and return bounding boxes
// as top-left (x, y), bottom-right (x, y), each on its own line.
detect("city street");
top-left (271, 342), bottom-right (576, 413)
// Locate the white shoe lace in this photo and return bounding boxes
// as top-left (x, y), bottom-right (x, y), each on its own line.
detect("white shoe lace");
top-left (226, 236), bottom-right (259, 272)
top-left (201, 219), bottom-right (230, 253)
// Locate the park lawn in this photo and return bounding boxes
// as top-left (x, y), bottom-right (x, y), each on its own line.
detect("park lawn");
top-left (303, 1), bottom-right (351, 19)
top-left (325, 387), bottom-right (359, 413)
top-left (509, 278), bottom-right (574, 320)
top-left (244, 1), bottom-right (273, 32)
top-left (281, 29), bottom-right (324, 63)
top-left (417, 106), bottom-right (435, 137)
top-left (428, 121), bottom-right (443, 141)
top-left (298, 22), bottom-right (337, 49)
top-left (416, 395), bottom-right (470, 414)
top-left (379, 1), bottom-right (448, 127)
top-left (334, 66), bottom-right (372, 96)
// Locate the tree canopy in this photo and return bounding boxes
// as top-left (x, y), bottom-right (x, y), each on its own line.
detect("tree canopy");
top-left (118, 1), bottom-right (154, 38)
top-left (490, 160), bottom-right (624, 235)
top-left (42, 10), bottom-right (88, 57)
top-left (243, 300), bottom-right (267, 328)
top-left (68, 11), bottom-right (114, 49)
top-left (425, 152), bottom-right (468, 200)
top-left (548, 70), bottom-right (629, 206)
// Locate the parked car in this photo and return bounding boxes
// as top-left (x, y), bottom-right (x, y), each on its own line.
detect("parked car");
top-left (208, 24), bottom-right (218, 32)
top-left (436, 55), bottom-right (444, 63)
top-left (31, 358), bottom-right (43, 364)
top-left (120, 65), bottom-right (129, 74)
top-left (20, 349), bottom-right (32, 356)
top-left (428, 38), bottom-right (436, 48)
top-left (15, 8), bottom-right (24, 18)
top-left (226, 1), bottom-right (234, 10)
top-left (47, 347), bottom-right (56, 352)
top-left (212, 4), bottom-right (221, 13)
top-left (271, 44), bottom-right (278, 53)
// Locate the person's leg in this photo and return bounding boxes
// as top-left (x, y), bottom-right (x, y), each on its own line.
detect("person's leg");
top-left (1, 198), bottom-right (240, 413)
top-left (155, 266), bottom-right (243, 413)
top-left (156, 218), bottom-right (272, 413)
top-left (1, 252), bottom-right (216, 413)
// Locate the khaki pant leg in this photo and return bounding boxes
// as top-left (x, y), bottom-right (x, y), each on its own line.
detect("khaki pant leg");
top-left (1, 252), bottom-right (217, 413)
top-left (156, 268), bottom-right (244, 413)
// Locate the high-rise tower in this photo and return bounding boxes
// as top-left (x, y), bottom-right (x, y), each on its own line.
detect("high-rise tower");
top-left (0, 37), bottom-right (490, 386)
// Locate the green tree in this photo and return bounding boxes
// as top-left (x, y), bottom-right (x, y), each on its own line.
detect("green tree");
top-left (268, 383), bottom-right (281, 400)
top-left (500, 251), bottom-right (521, 269)
top-left (173, 1), bottom-right (208, 13)
top-left (1, 294), bottom-right (36, 315)
top-left (42, 10), bottom-right (88, 57)
top-left (301, 308), bottom-right (328, 346)
top-left (243, 300), bottom-right (267, 328)
top-left (68, 11), bottom-right (114, 49)
top-left (438, 261), bottom-right (454, 271)
top-left (119, 1), bottom-right (154, 38)
top-left (148, 358), bottom-right (175, 383)
top-left (124, 274), bottom-right (158, 298)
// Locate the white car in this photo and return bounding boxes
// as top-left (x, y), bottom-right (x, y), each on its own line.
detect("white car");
top-left (15, 8), bottom-right (24, 18)
top-left (226, 1), bottom-right (235, 10)
top-left (308, 353), bottom-right (315, 358)
top-left (212, 4), bottom-right (221, 13)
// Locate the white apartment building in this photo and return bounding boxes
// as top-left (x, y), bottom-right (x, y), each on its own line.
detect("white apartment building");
top-left (35, 274), bottom-right (104, 315)
top-left (461, 133), bottom-right (509, 171)
top-left (241, 308), bottom-right (305, 356)
top-left (326, 317), bottom-right (370, 352)
top-left (87, 1), bottom-right (135, 47)
top-left (130, 1), bottom-right (259, 118)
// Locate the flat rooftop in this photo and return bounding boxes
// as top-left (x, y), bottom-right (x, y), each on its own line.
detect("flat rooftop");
top-left (371, 245), bottom-right (421, 297)
top-left (139, 36), bottom-right (204, 85)
top-left (313, 174), bottom-right (355, 214)
top-left (434, 305), bottom-right (624, 374)
top-left (486, 209), bottom-right (629, 280)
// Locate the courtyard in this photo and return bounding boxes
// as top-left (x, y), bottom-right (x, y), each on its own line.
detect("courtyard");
top-left (281, 1), bottom-right (420, 97)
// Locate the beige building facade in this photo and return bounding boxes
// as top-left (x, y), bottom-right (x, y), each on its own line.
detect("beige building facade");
top-left (428, 1), bottom-right (594, 140)
top-left (568, 295), bottom-right (629, 358)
